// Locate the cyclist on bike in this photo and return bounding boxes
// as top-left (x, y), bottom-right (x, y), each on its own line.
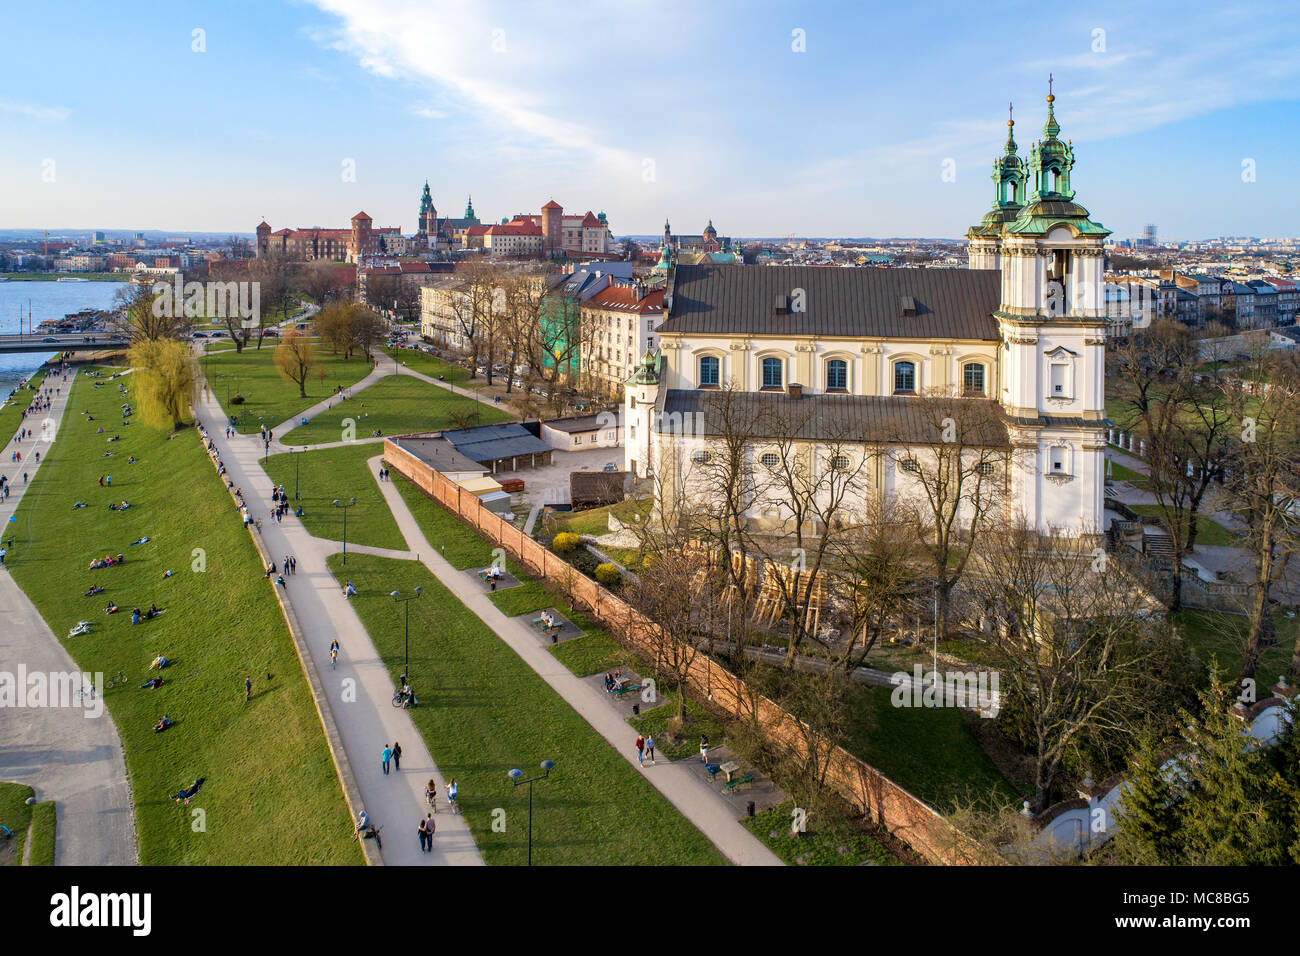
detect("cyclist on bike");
top-left (425, 779), bottom-right (437, 811)
top-left (329, 640), bottom-right (340, 666)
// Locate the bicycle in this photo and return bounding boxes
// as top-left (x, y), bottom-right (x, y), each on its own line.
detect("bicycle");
top-left (104, 670), bottom-right (127, 690)
top-left (330, 646), bottom-right (339, 670)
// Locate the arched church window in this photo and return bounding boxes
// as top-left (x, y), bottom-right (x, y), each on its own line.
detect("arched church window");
top-left (893, 361), bottom-right (916, 394)
top-left (826, 359), bottom-right (848, 392)
top-left (963, 363), bottom-right (986, 395)
top-left (761, 357), bottom-right (784, 390)
top-left (699, 355), bottom-right (720, 387)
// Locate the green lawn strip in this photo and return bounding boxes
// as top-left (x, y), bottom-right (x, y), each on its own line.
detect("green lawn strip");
top-left (843, 685), bottom-right (1019, 813)
top-left (391, 474), bottom-right (498, 569)
top-left (550, 630), bottom-right (637, 677)
top-left (1128, 504), bottom-right (1241, 546)
top-left (28, 801), bottom-right (56, 866)
top-left (279, 374), bottom-right (511, 445)
top-left (541, 498), bottom-right (649, 539)
top-left (1175, 609), bottom-right (1297, 680)
top-left (380, 347), bottom-right (472, 384)
top-left (327, 553), bottom-right (726, 865)
top-left (0, 783), bottom-right (35, 865)
top-left (0, 370), bottom-right (47, 442)
top-left (1108, 461), bottom-right (1145, 483)
top-left (264, 443), bottom-right (406, 551)
top-left (201, 342), bottom-right (375, 434)
top-left (8, 368), bottom-right (359, 864)
top-left (628, 691), bottom-right (728, 761)
top-left (743, 800), bottom-right (899, 866)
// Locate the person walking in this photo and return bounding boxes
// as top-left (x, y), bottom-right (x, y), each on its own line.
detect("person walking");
top-left (635, 734), bottom-right (645, 766)
top-left (381, 744), bottom-right (393, 775)
top-left (391, 740), bottom-right (403, 771)
top-left (244, 676), bottom-right (252, 702)
top-left (424, 813), bottom-right (435, 852)
top-left (417, 815), bottom-right (429, 852)
top-left (645, 734), bottom-right (656, 765)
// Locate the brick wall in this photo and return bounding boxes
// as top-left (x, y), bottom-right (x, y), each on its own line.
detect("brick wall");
top-left (384, 438), bottom-right (996, 865)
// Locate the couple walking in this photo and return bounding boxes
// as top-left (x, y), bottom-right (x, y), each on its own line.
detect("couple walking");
top-left (381, 740), bottom-right (403, 774)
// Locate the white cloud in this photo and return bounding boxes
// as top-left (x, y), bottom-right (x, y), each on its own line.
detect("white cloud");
top-left (0, 99), bottom-right (69, 121)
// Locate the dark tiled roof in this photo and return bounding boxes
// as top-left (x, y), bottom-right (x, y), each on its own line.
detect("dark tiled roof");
top-left (659, 389), bottom-right (1009, 446)
top-left (391, 435), bottom-right (484, 474)
top-left (659, 265), bottom-right (1000, 341)
top-left (443, 423), bottom-right (551, 462)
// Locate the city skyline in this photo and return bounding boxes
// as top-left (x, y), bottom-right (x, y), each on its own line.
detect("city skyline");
top-left (1, 0), bottom-right (1298, 239)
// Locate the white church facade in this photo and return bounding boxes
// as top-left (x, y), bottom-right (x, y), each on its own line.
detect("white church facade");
top-left (624, 90), bottom-right (1110, 538)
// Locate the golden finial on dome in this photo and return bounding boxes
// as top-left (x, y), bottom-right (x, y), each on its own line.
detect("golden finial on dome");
top-left (1047, 73), bottom-right (1054, 104)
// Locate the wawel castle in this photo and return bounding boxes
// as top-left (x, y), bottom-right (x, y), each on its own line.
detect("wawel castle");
top-left (625, 91), bottom-right (1110, 537)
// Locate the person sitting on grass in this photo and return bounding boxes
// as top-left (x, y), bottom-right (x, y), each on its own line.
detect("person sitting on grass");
top-left (344, 581), bottom-right (357, 599)
top-left (149, 655), bottom-right (170, 670)
top-left (105, 601), bottom-right (119, 614)
top-left (84, 584), bottom-right (104, 597)
top-left (154, 715), bottom-right (173, 733)
top-left (131, 607), bottom-right (141, 625)
top-left (73, 501), bottom-right (87, 509)
top-left (145, 603), bottom-right (159, 619)
top-left (140, 676), bottom-right (164, 690)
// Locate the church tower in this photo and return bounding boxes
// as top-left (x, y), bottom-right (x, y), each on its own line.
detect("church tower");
top-left (967, 104), bottom-right (1026, 270)
top-left (992, 80), bottom-right (1111, 537)
top-left (418, 182), bottom-right (437, 241)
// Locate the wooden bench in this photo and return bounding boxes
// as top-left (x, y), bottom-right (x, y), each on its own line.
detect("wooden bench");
top-left (612, 683), bottom-right (641, 698)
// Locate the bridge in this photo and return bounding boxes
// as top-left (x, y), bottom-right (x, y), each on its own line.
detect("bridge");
top-left (0, 332), bottom-right (130, 354)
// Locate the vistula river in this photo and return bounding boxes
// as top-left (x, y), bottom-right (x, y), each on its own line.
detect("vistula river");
top-left (0, 278), bottom-right (127, 390)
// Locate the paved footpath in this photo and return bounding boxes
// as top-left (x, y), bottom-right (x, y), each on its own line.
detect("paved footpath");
top-left (0, 368), bottom-right (137, 865)
top-left (191, 386), bottom-right (482, 866)
top-left (370, 454), bottom-right (782, 866)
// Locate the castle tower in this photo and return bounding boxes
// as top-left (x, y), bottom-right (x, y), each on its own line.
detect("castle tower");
top-left (255, 220), bottom-right (271, 258)
top-left (418, 182), bottom-right (437, 238)
top-left (349, 211), bottom-right (373, 264)
top-left (541, 199), bottom-right (563, 257)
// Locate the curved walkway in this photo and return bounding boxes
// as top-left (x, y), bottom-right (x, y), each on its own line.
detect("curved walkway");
top-left (369, 454), bottom-right (782, 866)
top-left (0, 368), bottom-right (137, 865)
top-left (191, 385), bottom-right (483, 866)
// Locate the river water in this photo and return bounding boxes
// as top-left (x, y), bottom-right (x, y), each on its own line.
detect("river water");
top-left (0, 279), bottom-right (127, 389)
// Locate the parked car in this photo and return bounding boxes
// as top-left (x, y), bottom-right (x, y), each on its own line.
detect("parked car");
top-left (41, 336), bottom-right (59, 343)
top-left (191, 331), bottom-right (207, 339)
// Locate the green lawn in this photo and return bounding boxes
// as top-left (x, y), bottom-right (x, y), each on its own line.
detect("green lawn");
top-left (380, 347), bottom-right (474, 384)
top-left (628, 691), bottom-right (729, 761)
top-left (742, 800), bottom-right (900, 866)
top-left (201, 341), bottom-right (375, 434)
top-left (1175, 609), bottom-right (1298, 680)
top-left (0, 783), bottom-right (35, 866)
top-left (327, 553), bottom-right (726, 865)
top-left (7, 367), bottom-right (359, 864)
top-left (263, 442), bottom-right (406, 551)
top-left (28, 801), bottom-right (56, 866)
top-left (391, 473), bottom-right (498, 569)
top-left (543, 498), bottom-right (649, 539)
top-left (0, 370), bottom-right (47, 443)
top-left (1128, 504), bottom-right (1241, 547)
top-left (1108, 460), bottom-right (1146, 485)
top-left (843, 685), bottom-right (1019, 813)
top-left (279, 374), bottom-right (511, 445)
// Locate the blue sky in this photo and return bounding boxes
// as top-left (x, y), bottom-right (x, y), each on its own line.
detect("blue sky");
top-left (1, 0), bottom-right (1298, 240)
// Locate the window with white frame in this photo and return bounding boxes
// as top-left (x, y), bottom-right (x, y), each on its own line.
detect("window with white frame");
top-left (893, 360), bottom-right (917, 394)
top-left (963, 362), bottom-right (986, 395)
top-left (761, 357), bottom-right (784, 390)
top-left (826, 359), bottom-right (848, 392)
top-left (699, 354), bottom-right (720, 387)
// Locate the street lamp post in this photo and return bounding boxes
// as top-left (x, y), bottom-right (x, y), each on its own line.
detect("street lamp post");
top-left (390, 587), bottom-right (423, 684)
top-left (333, 497), bottom-right (357, 564)
top-left (507, 760), bottom-right (555, 867)
top-left (294, 448), bottom-right (301, 501)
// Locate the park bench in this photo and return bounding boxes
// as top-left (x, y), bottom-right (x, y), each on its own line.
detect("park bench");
top-left (532, 617), bottom-right (562, 632)
top-left (613, 682), bottom-right (642, 698)
top-left (724, 772), bottom-right (755, 793)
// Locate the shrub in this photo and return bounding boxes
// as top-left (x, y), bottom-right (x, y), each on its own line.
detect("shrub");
top-left (594, 563), bottom-right (621, 586)
top-left (552, 532), bottom-right (579, 553)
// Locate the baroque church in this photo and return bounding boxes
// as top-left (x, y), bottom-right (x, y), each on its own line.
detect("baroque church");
top-left (624, 88), bottom-right (1110, 537)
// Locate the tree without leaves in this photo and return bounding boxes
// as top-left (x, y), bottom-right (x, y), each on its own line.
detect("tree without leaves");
top-left (969, 521), bottom-right (1189, 812)
top-left (1221, 346), bottom-right (1300, 681)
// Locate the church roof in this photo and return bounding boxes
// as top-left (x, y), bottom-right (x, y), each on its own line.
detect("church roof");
top-left (659, 388), bottom-right (1010, 447)
top-left (659, 265), bottom-right (1001, 341)
top-left (542, 200), bottom-right (563, 210)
